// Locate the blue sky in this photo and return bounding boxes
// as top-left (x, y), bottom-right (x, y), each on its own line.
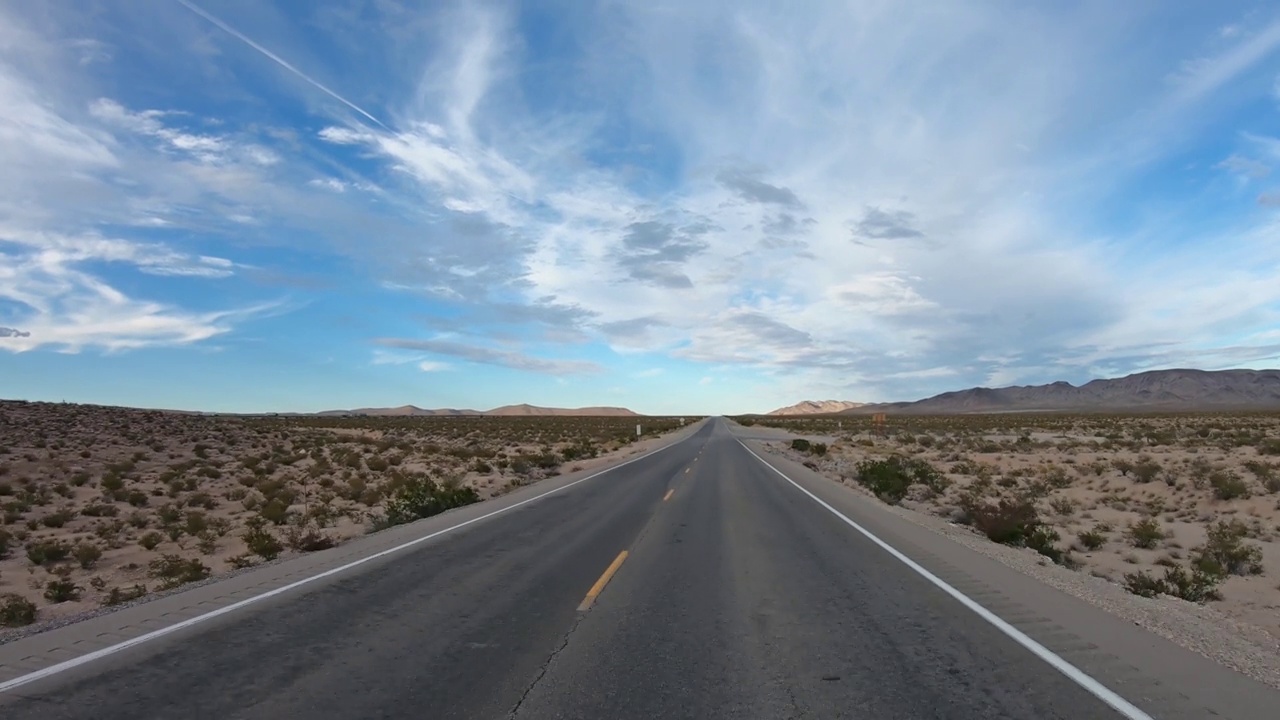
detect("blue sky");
top-left (2, 1), bottom-right (1280, 415)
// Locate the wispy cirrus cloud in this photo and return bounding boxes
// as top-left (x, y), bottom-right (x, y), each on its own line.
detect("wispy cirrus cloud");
top-left (375, 337), bottom-right (602, 376)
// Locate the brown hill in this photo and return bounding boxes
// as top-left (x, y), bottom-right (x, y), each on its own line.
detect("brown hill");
top-left (485, 404), bottom-right (640, 417)
top-left (319, 404), bottom-right (640, 417)
top-left (840, 368), bottom-right (1280, 415)
top-left (767, 400), bottom-right (866, 415)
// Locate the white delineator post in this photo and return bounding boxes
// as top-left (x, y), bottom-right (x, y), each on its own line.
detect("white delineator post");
top-left (636, 424), bottom-right (642, 437)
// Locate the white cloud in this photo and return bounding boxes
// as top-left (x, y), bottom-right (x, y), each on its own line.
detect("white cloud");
top-left (417, 360), bottom-right (449, 372)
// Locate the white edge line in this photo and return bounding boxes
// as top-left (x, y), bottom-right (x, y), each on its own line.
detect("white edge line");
top-left (0, 434), bottom-right (690, 694)
top-left (736, 438), bottom-right (1154, 720)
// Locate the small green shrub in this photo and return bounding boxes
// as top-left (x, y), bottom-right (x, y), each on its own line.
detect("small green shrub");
top-left (242, 523), bottom-right (284, 560)
top-left (43, 578), bottom-right (82, 603)
top-left (73, 542), bottom-right (102, 569)
top-left (1124, 566), bottom-right (1221, 602)
top-left (851, 456), bottom-right (947, 504)
top-left (26, 539), bottom-right (71, 566)
top-left (1209, 470), bottom-right (1249, 500)
top-left (383, 475), bottom-right (480, 526)
top-left (1193, 520), bottom-right (1264, 577)
top-left (964, 496), bottom-right (1041, 546)
top-left (148, 554), bottom-right (211, 590)
top-left (103, 584), bottom-right (148, 606)
top-left (1127, 518), bottom-right (1165, 549)
top-left (138, 531), bottom-right (164, 550)
top-left (0, 593), bottom-right (37, 627)
top-left (1077, 527), bottom-right (1107, 551)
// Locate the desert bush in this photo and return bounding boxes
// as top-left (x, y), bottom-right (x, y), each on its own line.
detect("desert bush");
top-left (138, 531), bottom-right (164, 551)
top-left (242, 522), bottom-right (284, 560)
top-left (1127, 518), bottom-right (1165, 549)
top-left (43, 578), bottom-right (82, 603)
top-left (1048, 497), bottom-right (1075, 516)
top-left (26, 539), bottom-right (71, 566)
top-left (1026, 525), bottom-right (1066, 564)
top-left (1132, 458), bottom-right (1162, 483)
top-left (103, 584), bottom-right (148, 606)
top-left (1193, 520), bottom-right (1264, 577)
top-left (283, 525), bottom-right (335, 553)
top-left (1257, 439), bottom-right (1280, 456)
top-left (1112, 459), bottom-right (1134, 477)
top-left (73, 542), bottom-right (102, 569)
top-left (1123, 565), bottom-right (1221, 602)
top-left (964, 495), bottom-right (1041, 546)
top-left (1208, 470), bottom-right (1250, 500)
top-left (40, 508), bottom-right (77, 528)
top-left (259, 498), bottom-right (290, 525)
top-left (1077, 526), bottom-right (1107, 550)
top-left (148, 554), bottom-right (211, 590)
top-left (0, 593), bottom-right (37, 627)
top-left (1243, 461), bottom-right (1280, 493)
top-left (0, 528), bottom-right (10, 559)
top-left (790, 439), bottom-right (811, 452)
top-left (383, 475), bottom-right (480, 527)
top-left (851, 456), bottom-right (947, 504)
top-left (81, 503), bottom-right (119, 517)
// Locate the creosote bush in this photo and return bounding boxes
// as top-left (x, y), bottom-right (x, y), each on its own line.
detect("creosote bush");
top-left (850, 456), bottom-right (947, 504)
top-left (381, 475), bottom-right (480, 527)
top-left (0, 593), bottom-right (37, 627)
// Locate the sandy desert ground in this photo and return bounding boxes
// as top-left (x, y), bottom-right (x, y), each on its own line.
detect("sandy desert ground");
top-left (0, 400), bottom-right (687, 628)
top-left (736, 412), bottom-right (1280, 642)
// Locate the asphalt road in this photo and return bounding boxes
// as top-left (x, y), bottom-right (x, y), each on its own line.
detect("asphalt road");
top-left (0, 419), bottom-right (1176, 718)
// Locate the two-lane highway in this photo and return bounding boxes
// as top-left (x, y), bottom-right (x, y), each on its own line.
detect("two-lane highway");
top-left (1, 418), bottom-right (1272, 718)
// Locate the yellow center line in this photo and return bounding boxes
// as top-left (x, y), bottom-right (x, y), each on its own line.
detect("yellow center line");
top-left (663, 488), bottom-right (674, 501)
top-left (577, 551), bottom-right (629, 612)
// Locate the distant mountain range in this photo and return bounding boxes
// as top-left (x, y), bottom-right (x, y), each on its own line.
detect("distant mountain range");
top-left (767, 369), bottom-right (1280, 415)
top-left (317, 403), bottom-right (640, 417)
top-left (768, 400), bottom-right (867, 415)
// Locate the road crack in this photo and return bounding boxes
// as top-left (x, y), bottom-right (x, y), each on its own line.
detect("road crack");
top-left (507, 611), bottom-right (587, 718)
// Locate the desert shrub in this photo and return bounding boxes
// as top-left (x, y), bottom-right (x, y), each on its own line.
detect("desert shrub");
top-left (1123, 566), bottom-right (1221, 602)
top-left (851, 456), bottom-right (947, 504)
top-left (1193, 520), bottom-right (1264, 577)
top-left (365, 455), bottom-right (389, 472)
top-left (790, 438), bottom-right (811, 452)
top-left (1026, 525), bottom-right (1065, 564)
top-left (40, 508), bottom-right (77, 528)
top-left (1257, 439), bottom-right (1280, 456)
top-left (81, 503), bottom-right (119, 517)
top-left (383, 475), bottom-right (480, 526)
top-left (1048, 497), bottom-right (1075, 515)
top-left (1132, 459), bottom-right (1162, 483)
top-left (1077, 527), bottom-right (1107, 551)
top-left (1243, 461), bottom-right (1280, 493)
top-left (1127, 518), bottom-right (1165, 549)
top-left (0, 593), bottom-right (37, 627)
top-left (1207, 470), bottom-right (1249, 500)
top-left (126, 490), bottom-right (150, 507)
top-left (148, 554), bottom-right (211, 590)
top-left (0, 528), bottom-right (10, 559)
top-left (43, 578), bottom-right (82, 603)
top-left (73, 542), bottom-right (102, 569)
top-left (1112, 459), bottom-right (1134, 477)
top-left (242, 522), bottom-right (284, 560)
top-left (103, 584), bottom-right (148, 606)
top-left (283, 525), bottom-right (335, 553)
top-left (26, 539), bottom-right (71, 566)
top-left (259, 498), bottom-right (290, 525)
top-left (964, 496), bottom-right (1042, 546)
top-left (138, 531), bottom-right (164, 550)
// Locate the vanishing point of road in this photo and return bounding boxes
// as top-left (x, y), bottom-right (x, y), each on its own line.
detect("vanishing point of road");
top-left (1, 419), bottom-right (1277, 719)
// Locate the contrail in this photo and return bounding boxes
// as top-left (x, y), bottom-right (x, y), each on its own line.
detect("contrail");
top-left (176, 0), bottom-right (388, 130)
